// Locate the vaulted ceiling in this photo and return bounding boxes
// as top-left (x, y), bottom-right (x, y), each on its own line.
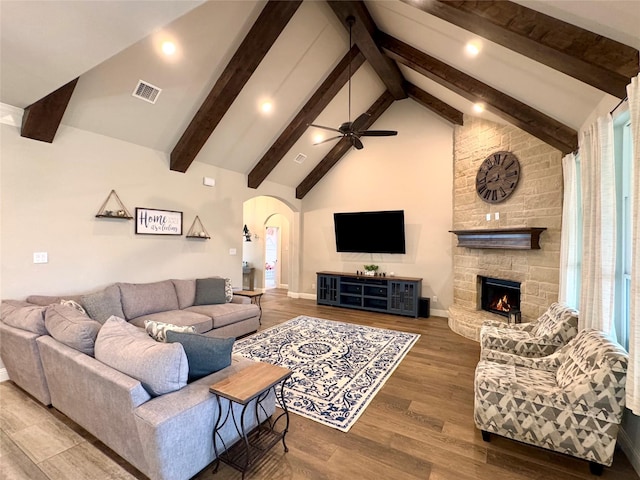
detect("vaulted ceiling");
top-left (2, 0), bottom-right (638, 198)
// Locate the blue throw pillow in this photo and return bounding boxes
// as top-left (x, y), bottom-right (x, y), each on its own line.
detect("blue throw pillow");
top-left (165, 331), bottom-right (234, 382)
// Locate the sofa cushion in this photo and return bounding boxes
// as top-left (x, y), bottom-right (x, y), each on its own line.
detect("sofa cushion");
top-left (194, 277), bottom-right (227, 305)
top-left (95, 316), bottom-right (188, 396)
top-left (118, 280), bottom-right (179, 320)
top-left (186, 303), bottom-right (259, 329)
top-left (81, 285), bottom-right (125, 324)
top-left (0, 301), bottom-right (47, 335)
top-left (144, 320), bottom-right (196, 342)
top-left (166, 331), bottom-right (234, 381)
top-left (171, 279), bottom-right (196, 309)
top-left (128, 310), bottom-right (212, 334)
top-left (45, 304), bottom-right (102, 356)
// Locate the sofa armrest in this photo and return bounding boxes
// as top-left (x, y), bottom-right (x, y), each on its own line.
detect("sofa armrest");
top-left (231, 295), bottom-right (250, 304)
top-left (480, 348), bottom-right (564, 372)
top-left (134, 356), bottom-right (275, 480)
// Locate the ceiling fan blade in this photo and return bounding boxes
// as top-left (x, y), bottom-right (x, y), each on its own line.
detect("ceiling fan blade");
top-left (350, 113), bottom-right (370, 132)
top-left (313, 135), bottom-right (344, 146)
top-left (351, 136), bottom-right (364, 150)
top-left (308, 123), bottom-right (341, 134)
top-left (358, 130), bottom-right (398, 137)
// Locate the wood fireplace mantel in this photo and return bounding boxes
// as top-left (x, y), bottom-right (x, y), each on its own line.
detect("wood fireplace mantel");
top-left (449, 227), bottom-right (547, 250)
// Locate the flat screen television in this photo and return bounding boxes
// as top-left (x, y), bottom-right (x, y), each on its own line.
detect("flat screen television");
top-left (334, 210), bottom-right (406, 254)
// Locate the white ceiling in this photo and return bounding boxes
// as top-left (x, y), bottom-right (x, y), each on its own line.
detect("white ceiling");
top-left (1, 0), bottom-right (638, 190)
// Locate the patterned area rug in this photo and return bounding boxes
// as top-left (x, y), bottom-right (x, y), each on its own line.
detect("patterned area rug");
top-left (232, 315), bottom-right (419, 432)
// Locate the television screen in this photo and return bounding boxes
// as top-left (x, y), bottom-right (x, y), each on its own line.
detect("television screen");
top-left (334, 210), bottom-right (406, 254)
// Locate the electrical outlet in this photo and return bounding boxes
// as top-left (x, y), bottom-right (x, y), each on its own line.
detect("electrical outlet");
top-left (486, 213), bottom-right (491, 221)
top-left (433, 295), bottom-right (438, 304)
top-left (229, 248), bottom-right (237, 255)
top-left (495, 212), bottom-right (500, 220)
top-left (312, 283), bottom-right (316, 290)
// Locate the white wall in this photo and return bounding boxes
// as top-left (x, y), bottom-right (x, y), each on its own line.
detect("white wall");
top-left (0, 118), bottom-right (298, 300)
top-left (300, 99), bottom-right (455, 315)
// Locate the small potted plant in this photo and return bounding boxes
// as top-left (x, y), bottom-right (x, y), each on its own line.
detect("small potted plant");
top-left (363, 264), bottom-right (379, 276)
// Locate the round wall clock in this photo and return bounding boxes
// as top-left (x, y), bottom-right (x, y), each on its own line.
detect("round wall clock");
top-left (475, 150), bottom-right (521, 204)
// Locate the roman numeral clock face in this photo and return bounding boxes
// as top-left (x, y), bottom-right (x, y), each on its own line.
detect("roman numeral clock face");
top-left (475, 151), bottom-right (521, 204)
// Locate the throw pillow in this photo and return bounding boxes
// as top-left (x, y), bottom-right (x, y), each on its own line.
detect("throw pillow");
top-left (223, 278), bottom-right (233, 303)
top-left (95, 316), bottom-right (188, 396)
top-left (144, 320), bottom-right (196, 342)
top-left (45, 304), bottom-right (102, 356)
top-left (81, 285), bottom-right (125, 324)
top-left (60, 299), bottom-right (87, 315)
top-left (166, 331), bottom-right (234, 382)
top-left (194, 277), bottom-right (227, 305)
top-left (0, 301), bottom-right (48, 335)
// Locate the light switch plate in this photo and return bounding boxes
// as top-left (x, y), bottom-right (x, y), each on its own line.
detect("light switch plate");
top-left (33, 252), bottom-right (48, 263)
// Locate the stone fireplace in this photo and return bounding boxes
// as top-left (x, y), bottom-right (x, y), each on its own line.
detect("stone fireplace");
top-left (448, 116), bottom-right (563, 341)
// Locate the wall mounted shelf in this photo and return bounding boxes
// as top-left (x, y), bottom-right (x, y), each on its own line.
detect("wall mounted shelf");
top-left (95, 190), bottom-right (132, 219)
top-left (186, 216), bottom-right (210, 239)
top-left (449, 228), bottom-right (547, 250)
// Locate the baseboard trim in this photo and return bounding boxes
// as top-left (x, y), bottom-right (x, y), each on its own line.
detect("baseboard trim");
top-left (430, 309), bottom-right (449, 318)
top-left (618, 424), bottom-right (640, 476)
top-left (0, 368), bottom-right (9, 383)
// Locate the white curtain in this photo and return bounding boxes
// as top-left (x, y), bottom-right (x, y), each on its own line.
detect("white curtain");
top-left (626, 75), bottom-right (640, 415)
top-left (559, 152), bottom-right (580, 309)
top-left (579, 115), bottom-right (617, 335)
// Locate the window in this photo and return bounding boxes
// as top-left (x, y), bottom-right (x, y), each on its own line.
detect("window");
top-left (614, 110), bottom-right (633, 350)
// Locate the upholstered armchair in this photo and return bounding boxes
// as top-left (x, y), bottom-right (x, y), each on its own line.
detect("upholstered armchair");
top-left (474, 329), bottom-right (628, 475)
top-left (480, 302), bottom-right (578, 360)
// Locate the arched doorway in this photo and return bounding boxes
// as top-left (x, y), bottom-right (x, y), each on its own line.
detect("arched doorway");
top-left (242, 196), bottom-right (295, 294)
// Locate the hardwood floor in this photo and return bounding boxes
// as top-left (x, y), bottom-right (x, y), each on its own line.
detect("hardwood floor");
top-left (1, 289), bottom-right (637, 480)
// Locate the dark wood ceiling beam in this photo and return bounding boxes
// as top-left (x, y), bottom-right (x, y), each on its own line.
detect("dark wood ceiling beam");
top-left (327, 1), bottom-right (406, 100)
top-left (401, 0), bottom-right (638, 98)
top-left (404, 81), bottom-right (463, 125)
top-left (20, 78), bottom-right (78, 143)
top-left (296, 90), bottom-right (395, 199)
top-left (247, 46), bottom-right (365, 189)
top-left (379, 32), bottom-right (577, 154)
top-left (170, 0), bottom-right (302, 173)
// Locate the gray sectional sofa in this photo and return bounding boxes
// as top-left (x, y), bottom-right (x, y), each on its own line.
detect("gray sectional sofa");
top-left (0, 278), bottom-right (272, 480)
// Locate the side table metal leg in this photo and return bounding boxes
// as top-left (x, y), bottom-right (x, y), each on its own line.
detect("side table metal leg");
top-left (278, 380), bottom-right (290, 452)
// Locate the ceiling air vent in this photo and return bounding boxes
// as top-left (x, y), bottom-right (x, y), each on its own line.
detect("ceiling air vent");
top-left (132, 80), bottom-right (162, 104)
top-left (293, 153), bottom-right (307, 164)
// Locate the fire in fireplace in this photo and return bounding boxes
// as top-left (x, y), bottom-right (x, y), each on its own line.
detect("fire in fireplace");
top-left (479, 276), bottom-right (521, 317)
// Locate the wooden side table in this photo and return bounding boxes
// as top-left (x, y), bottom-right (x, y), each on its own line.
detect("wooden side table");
top-left (210, 362), bottom-right (292, 479)
top-left (233, 290), bottom-right (264, 324)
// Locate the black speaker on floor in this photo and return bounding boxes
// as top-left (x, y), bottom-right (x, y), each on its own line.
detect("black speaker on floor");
top-left (418, 297), bottom-right (430, 318)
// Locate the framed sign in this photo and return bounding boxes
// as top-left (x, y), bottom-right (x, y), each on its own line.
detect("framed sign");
top-left (135, 208), bottom-right (183, 235)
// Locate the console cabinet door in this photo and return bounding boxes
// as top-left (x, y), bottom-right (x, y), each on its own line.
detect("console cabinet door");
top-left (389, 281), bottom-right (419, 317)
top-left (317, 274), bottom-right (339, 305)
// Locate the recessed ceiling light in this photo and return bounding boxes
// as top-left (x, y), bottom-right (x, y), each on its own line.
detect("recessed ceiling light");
top-left (465, 41), bottom-right (481, 57)
top-left (161, 41), bottom-right (176, 56)
top-left (260, 101), bottom-right (273, 114)
top-left (473, 103), bottom-right (485, 113)
top-left (313, 133), bottom-right (324, 144)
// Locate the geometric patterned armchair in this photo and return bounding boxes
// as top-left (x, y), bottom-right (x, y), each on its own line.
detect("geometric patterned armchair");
top-left (474, 329), bottom-right (628, 475)
top-left (480, 302), bottom-right (579, 360)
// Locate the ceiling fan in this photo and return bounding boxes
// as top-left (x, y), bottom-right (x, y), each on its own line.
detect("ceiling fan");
top-left (309, 16), bottom-right (397, 150)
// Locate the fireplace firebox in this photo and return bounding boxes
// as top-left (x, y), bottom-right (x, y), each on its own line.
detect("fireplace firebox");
top-left (479, 276), bottom-right (521, 317)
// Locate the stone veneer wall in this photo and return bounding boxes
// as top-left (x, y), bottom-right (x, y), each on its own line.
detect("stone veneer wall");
top-left (448, 115), bottom-right (564, 341)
